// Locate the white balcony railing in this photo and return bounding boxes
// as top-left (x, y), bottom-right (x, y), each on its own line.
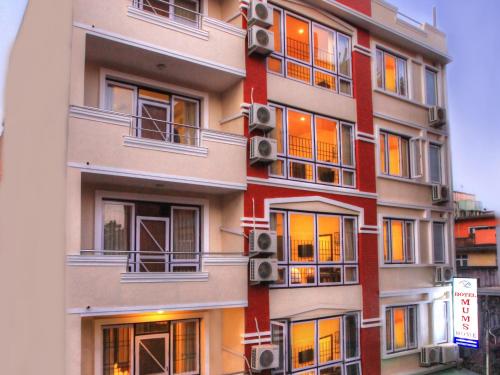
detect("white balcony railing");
top-left (131, 0), bottom-right (203, 29)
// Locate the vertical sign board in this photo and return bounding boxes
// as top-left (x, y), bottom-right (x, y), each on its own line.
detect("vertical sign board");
top-left (453, 278), bottom-right (479, 348)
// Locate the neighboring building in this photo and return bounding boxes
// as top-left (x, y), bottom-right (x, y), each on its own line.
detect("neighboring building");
top-left (0, 1), bottom-right (456, 375)
top-left (454, 191), bottom-right (499, 287)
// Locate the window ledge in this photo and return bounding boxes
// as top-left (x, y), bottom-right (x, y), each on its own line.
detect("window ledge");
top-left (374, 88), bottom-right (429, 109)
top-left (123, 136), bottom-right (208, 157)
top-left (66, 254), bottom-right (128, 267)
top-left (127, 6), bottom-right (209, 40)
top-left (380, 263), bottom-right (441, 269)
top-left (382, 348), bottom-right (420, 360)
top-left (378, 174), bottom-right (433, 186)
top-left (121, 272), bottom-right (209, 283)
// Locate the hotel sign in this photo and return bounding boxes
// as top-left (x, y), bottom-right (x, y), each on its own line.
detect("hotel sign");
top-left (453, 278), bottom-right (479, 348)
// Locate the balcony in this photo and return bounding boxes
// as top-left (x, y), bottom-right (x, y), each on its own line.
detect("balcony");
top-left (456, 229), bottom-right (497, 249)
top-left (68, 106), bottom-right (247, 193)
top-left (73, 0), bottom-right (246, 92)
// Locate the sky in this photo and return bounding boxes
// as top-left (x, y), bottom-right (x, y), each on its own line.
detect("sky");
top-left (388, 0), bottom-right (500, 211)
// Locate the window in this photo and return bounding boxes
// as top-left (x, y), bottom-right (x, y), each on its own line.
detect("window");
top-left (429, 144), bottom-right (442, 184)
top-left (456, 254), bottom-right (468, 268)
top-left (268, 6), bottom-right (353, 96)
top-left (425, 68), bottom-right (438, 106)
top-left (385, 305), bottom-right (418, 354)
top-left (433, 222), bottom-right (446, 264)
top-left (376, 49), bottom-right (407, 97)
top-left (102, 319), bottom-right (200, 375)
top-left (135, 0), bottom-right (201, 27)
top-left (273, 313), bottom-right (360, 374)
top-left (105, 79), bottom-right (200, 146)
top-left (270, 210), bottom-right (358, 288)
top-left (433, 301), bottom-right (448, 344)
top-left (383, 219), bottom-right (414, 264)
top-left (379, 131), bottom-right (410, 178)
top-left (99, 198), bottom-right (201, 272)
top-left (269, 105), bottom-right (356, 188)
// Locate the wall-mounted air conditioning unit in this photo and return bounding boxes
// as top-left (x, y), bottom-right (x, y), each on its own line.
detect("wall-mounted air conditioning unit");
top-left (249, 103), bottom-right (276, 132)
top-left (248, 25), bottom-right (274, 56)
top-left (432, 184), bottom-right (449, 204)
top-left (429, 106), bottom-right (447, 127)
top-left (249, 230), bottom-right (277, 256)
top-left (435, 266), bottom-right (454, 284)
top-left (250, 136), bottom-right (277, 165)
top-left (420, 345), bottom-right (441, 367)
top-left (250, 258), bottom-right (278, 283)
top-left (439, 343), bottom-right (459, 364)
top-left (251, 344), bottom-right (279, 371)
top-left (248, 0), bottom-right (273, 29)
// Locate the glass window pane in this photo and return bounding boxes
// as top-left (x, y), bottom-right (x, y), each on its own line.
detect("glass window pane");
top-left (135, 321), bottom-right (169, 335)
top-left (143, 0), bottom-right (170, 17)
top-left (393, 307), bottom-right (407, 350)
top-left (405, 221), bottom-right (414, 263)
top-left (429, 144), bottom-right (442, 183)
top-left (345, 362), bottom-right (361, 375)
top-left (271, 322), bottom-right (286, 372)
top-left (172, 208), bottom-right (197, 261)
top-left (321, 365), bottom-right (342, 375)
top-left (318, 216), bottom-right (341, 262)
top-left (319, 267), bottom-right (341, 284)
top-left (341, 124), bottom-right (354, 166)
top-left (319, 318), bottom-right (341, 363)
top-left (172, 320), bottom-right (198, 374)
top-left (376, 50), bottom-right (384, 89)
top-left (337, 34), bottom-right (351, 77)
top-left (385, 309), bottom-right (392, 352)
top-left (139, 88), bottom-right (170, 102)
top-left (103, 326), bottom-right (131, 375)
top-left (290, 266), bottom-right (316, 285)
top-left (269, 159), bottom-right (285, 177)
top-left (317, 165), bottom-right (340, 185)
top-left (173, 98), bottom-right (198, 146)
top-left (139, 102), bottom-right (168, 141)
top-left (268, 55), bottom-right (283, 74)
top-left (173, 0), bottom-right (199, 24)
top-left (408, 306), bottom-right (418, 348)
top-left (344, 314), bottom-right (359, 359)
top-left (433, 223), bottom-right (445, 263)
top-left (342, 170), bottom-right (355, 187)
top-left (271, 9), bottom-right (282, 53)
top-left (380, 133), bottom-right (387, 173)
top-left (103, 203), bottom-right (132, 251)
top-left (107, 83), bottom-right (135, 114)
top-left (291, 321), bottom-right (316, 370)
top-left (289, 161), bottom-right (314, 181)
top-left (270, 107), bottom-right (285, 154)
top-left (290, 213), bottom-right (315, 262)
top-left (288, 110), bottom-right (313, 159)
top-left (397, 58), bottom-right (407, 96)
top-left (344, 218), bottom-right (356, 262)
top-left (286, 14), bottom-right (310, 62)
top-left (383, 220), bottom-right (389, 262)
top-left (433, 302), bottom-right (447, 343)
top-left (313, 25), bottom-right (335, 71)
top-left (384, 54), bottom-right (397, 93)
top-left (388, 134), bottom-right (401, 176)
top-left (344, 265), bottom-right (358, 283)
top-left (270, 212), bottom-right (286, 262)
top-left (401, 138), bottom-right (409, 177)
top-left (316, 117), bottom-right (339, 164)
top-left (426, 69), bottom-right (437, 106)
top-left (315, 70), bottom-right (337, 91)
top-left (339, 78), bottom-right (352, 96)
top-left (287, 60), bottom-right (311, 83)
top-left (391, 220), bottom-right (404, 262)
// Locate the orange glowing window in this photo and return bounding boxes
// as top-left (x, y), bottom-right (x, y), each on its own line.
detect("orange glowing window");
top-left (384, 54), bottom-right (397, 93)
top-left (386, 305), bottom-right (418, 353)
top-left (393, 308), bottom-right (407, 350)
top-left (381, 131), bottom-right (410, 178)
top-left (291, 321), bottom-right (316, 369)
top-left (318, 318), bottom-right (341, 363)
top-left (286, 14), bottom-right (310, 62)
top-left (290, 213), bottom-right (315, 262)
top-left (388, 134), bottom-right (401, 175)
top-left (379, 133), bottom-right (386, 173)
top-left (318, 215), bottom-right (341, 262)
top-left (313, 24), bottom-right (335, 72)
top-left (377, 49), bottom-right (407, 96)
top-left (268, 56), bottom-right (283, 74)
top-left (384, 219), bottom-right (414, 264)
top-left (391, 220), bottom-right (404, 262)
top-left (288, 110), bottom-right (313, 159)
top-left (271, 9), bottom-right (283, 53)
top-left (315, 117), bottom-right (339, 163)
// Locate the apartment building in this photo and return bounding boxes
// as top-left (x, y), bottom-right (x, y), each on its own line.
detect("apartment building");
top-left (0, 0), bottom-right (456, 375)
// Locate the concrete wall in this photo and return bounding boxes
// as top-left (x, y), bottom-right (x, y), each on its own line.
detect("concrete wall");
top-left (0, 0), bottom-right (72, 374)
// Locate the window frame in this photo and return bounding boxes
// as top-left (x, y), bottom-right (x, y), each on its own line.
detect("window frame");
top-left (376, 48), bottom-right (408, 97)
top-left (432, 221), bottom-right (446, 264)
top-left (383, 218), bottom-right (415, 264)
top-left (456, 254), bottom-right (468, 268)
top-left (429, 143), bottom-right (443, 184)
top-left (170, 206), bottom-right (201, 272)
top-left (385, 305), bottom-right (418, 355)
top-left (270, 209), bottom-right (358, 288)
top-left (269, 103), bottom-right (357, 188)
top-left (268, 5), bottom-right (353, 97)
top-left (432, 301), bottom-right (449, 345)
top-left (425, 67), bottom-right (439, 106)
top-left (379, 131), bottom-right (411, 179)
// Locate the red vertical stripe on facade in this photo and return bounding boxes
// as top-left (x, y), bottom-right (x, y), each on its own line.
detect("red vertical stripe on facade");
top-left (336, 0), bottom-right (372, 16)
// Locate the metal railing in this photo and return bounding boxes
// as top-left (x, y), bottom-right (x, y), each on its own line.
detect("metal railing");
top-left (128, 113), bottom-right (201, 147)
top-left (80, 249), bottom-right (245, 273)
top-left (132, 0), bottom-right (203, 29)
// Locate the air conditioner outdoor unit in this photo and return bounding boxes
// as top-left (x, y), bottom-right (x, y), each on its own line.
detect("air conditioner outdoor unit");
top-left (429, 106), bottom-right (447, 127)
top-left (432, 184), bottom-right (450, 204)
top-left (250, 258), bottom-right (278, 283)
top-left (440, 343), bottom-right (459, 364)
top-left (249, 103), bottom-right (276, 132)
top-left (251, 344), bottom-right (279, 371)
top-left (248, 25), bottom-right (274, 56)
top-left (435, 266), bottom-right (454, 284)
top-left (248, 0), bottom-right (273, 29)
top-left (249, 230), bottom-right (277, 256)
top-left (250, 136), bottom-right (277, 165)
top-left (420, 345), bottom-right (441, 367)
